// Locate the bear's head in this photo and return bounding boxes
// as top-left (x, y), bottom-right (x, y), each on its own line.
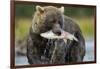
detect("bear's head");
top-left (32, 6), bottom-right (64, 35)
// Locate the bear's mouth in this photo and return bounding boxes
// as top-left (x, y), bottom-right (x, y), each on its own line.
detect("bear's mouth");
top-left (40, 29), bottom-right (78, 43)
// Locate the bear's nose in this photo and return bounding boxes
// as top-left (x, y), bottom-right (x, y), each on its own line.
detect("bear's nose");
top-left (52, 29), bottom-right (61, 36)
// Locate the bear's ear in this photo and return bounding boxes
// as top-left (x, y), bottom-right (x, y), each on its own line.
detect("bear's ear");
top-left (59, 6), bottom-right (64, 13)
top-left (36, 5), bottom-right (44, 13)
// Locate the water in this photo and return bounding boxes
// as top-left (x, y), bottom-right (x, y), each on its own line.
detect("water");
top-left (15, 40), bottom-right (94, 65)
top-left (83, 40), bottom-right (94, 61)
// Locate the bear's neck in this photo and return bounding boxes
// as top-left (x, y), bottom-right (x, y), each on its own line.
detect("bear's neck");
top-left (31, 22), bottom-right (41, 34)
top-left (29, 27), bottom-right (41, 39)
top-left (31, 12), bottom-right (44, 34)
top-left (30, 26), bottom-right (39, 34)
top-left (32, 17), bottom-right (44, 34)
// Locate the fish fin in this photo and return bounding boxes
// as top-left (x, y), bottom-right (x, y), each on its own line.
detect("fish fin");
top-left (73, 37), bottom-right (78, 41)
top-left (63, 39), bottom-right (67, 44)
top-left (72, 34), bottom-right (78, 41)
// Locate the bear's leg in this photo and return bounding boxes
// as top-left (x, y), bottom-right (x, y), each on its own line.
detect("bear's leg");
top-left (27, 36), bottom-right (41, 64)
top-left (65, 32), bottom-right (85, 63)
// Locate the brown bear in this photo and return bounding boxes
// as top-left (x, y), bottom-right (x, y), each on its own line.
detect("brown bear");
top-left (27, 6), bottom-right (85, 64)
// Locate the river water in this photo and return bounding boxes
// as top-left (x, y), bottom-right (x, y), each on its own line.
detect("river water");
top-left (15, 39), bottom-right (95, 65)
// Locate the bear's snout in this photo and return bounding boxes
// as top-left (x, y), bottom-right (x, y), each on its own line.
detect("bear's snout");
top-left (52, 23), bottom-right (62, 36)
top-left (52, 28), bottom-right (61, 36)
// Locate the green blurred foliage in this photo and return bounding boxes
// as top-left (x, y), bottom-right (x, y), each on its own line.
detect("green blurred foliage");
top-left (15, 18), bottom-right (31, 40)
top-left (64, 7), bottom-right (95, 17)
top-left (15, 4), bottom-right (35, 18)
top-left (73, 17), bottom-right (94, 38)
top-left (15, 4), bottom-right (95, 17)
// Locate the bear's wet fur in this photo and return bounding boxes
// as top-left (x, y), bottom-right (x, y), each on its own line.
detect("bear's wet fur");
top-left (27, 6), bottom-right (85, 64)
